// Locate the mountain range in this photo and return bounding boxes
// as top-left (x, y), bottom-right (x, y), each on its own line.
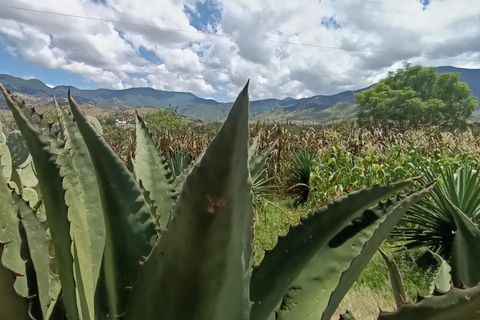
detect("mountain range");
top-left (1, 66), bottom-right (479, 122)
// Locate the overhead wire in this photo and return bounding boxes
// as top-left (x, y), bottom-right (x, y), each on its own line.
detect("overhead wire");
top-left (0, 3), bottom-right (478, 63)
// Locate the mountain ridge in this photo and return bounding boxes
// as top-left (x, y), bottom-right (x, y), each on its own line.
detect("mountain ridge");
top-left (1, 66), bottom-right (479, 122)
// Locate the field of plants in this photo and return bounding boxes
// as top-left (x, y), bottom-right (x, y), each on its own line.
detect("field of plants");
top-left (98, 113), bottom-right (480, 318)
top-left (1, 82), bottom-right (480, 320)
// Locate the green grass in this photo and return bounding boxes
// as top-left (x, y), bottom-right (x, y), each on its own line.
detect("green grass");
top-left (356, 248), bottom-right (435, 299)
top-left (253, 198), bottom-right (308, 265)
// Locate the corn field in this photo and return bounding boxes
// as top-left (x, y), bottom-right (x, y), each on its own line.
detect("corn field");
top-left (104, 121), bottom-right (480, 195)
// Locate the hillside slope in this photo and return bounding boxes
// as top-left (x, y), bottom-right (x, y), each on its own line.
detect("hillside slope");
top-left (1, 66), bottom-right (479, 122)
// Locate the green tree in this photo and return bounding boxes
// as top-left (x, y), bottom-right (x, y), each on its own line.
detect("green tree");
top-left (142, 106), bottom-right (189, 133)
top-left (355, 64), bottom-right (478, 129)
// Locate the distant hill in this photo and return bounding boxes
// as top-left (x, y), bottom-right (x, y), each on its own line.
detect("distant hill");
top-left (1, 66), bottom-right (479, 122)
top-left (0, 74), bottom-right (219, 113)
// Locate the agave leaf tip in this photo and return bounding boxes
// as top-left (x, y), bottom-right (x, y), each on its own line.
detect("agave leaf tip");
top-left (242, 79), bottom-right (250, 96)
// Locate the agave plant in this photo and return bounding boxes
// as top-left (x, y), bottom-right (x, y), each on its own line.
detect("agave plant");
top-left (376, 243), bottom-right (480, 320)
top-left (383, 176), bottom-right (480, 318)
top-left (166, 150), bottom-right (193, 178)
top-left (0, 81), bottom-right (462, 320)
top-left (392, 163), bottom-right (480, 259)
top-left (288, 150), bottom-right (317, 205)
top-left (249, 138), bottom-right (277, 209)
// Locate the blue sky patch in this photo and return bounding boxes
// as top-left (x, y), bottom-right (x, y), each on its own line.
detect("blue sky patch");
top-left (184, 1), bottom-right (221, 31)
top-left (139, 47), bottom-right (161, 64)
top-left (418, 0), bottom-right (431, 9)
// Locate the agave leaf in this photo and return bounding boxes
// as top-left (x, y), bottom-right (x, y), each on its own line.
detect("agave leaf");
top-left (172, 164), bottom-right (193, 195)
top-left (429, 251), bottom-right (451, 293)
top-left (72, 244), bottom-right (90, 320)
top-left (251, 167), bottom-right (275, 209)
top-left (55, 100), bottom-right (106, 319)
top-left (275, 184), bottom-right (433, 320)
top-left (133, 112), bottom-right (175, 228)
top-left (248, 135), bottom-right (260, 160)
top-left (377, 284), bottom-right (480, 320)
top-left (379, 248), bottom-right (407, 308)
top-left (0, 142), bottom-right (12, 181)
top-left (20, 187), bottom-right (38, 208)
top-left (249, 140), bottom-right (276, 178)
top-left (68, 93), bottom-right (156, 318)
top-left (250, 177), bottom-right (422, 320)
top-left (87, 116), bottom-right (103, 135)
top-left (0, 120), bottom-right (5, 144)
top-left (46, 230), bottom-right (64, 320)
top-left (14, 97), bottom-right (64, 151)
top-left (8, 180), bottom-right (20, 194)
top-left (10, 168), bottom-right (23, 193)
top-left (46, 287), bottom-right (65, 320)
top-left (7, 130), bottom-right (31, 168)
top-left (14, 192), bottom-right (50, 318)
top-left (0, 83), bottom-right (79, 320)
top-left (448, 199), bottom-right (480, 287)
top-left (18, 162), bottom-right (38, 188)
top-left (126, 82), bottom-right (254, 320)
top-left (0, 157), bottom-right (27, 297)
top-left (0, 242), bottom-right (31, 320)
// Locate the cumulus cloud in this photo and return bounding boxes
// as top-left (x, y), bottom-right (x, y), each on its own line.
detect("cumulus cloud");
top-left (0, 0), bottom-right (479, 100)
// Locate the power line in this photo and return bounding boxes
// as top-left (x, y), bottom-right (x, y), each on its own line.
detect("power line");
top-left (0, 4), bottom-right (205, 36)
top-left (0, 4), bottom-right (479, 63)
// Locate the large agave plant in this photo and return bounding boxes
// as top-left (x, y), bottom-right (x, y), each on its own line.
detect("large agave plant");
top-left (392, 163), bottom-right (480, 259)
top-left (0, 81), bottom-right (466, 320)
top-left (391, 163), bottom-right (480, 303)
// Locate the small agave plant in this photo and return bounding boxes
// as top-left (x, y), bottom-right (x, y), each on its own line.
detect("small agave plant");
top-left (0, 81), bottom-right (477, 320)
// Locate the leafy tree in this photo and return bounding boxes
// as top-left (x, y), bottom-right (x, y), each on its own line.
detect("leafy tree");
top-left (355, 64), bottom-right (478, 129)
top-left (142, 106), bottom-right (189, 133)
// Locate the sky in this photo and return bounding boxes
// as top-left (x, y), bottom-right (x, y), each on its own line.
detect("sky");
top-left (0, 0), bottom-right (479, 102)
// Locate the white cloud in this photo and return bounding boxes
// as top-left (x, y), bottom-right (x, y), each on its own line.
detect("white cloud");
top-left (0, 0), bottom-right (479, 100)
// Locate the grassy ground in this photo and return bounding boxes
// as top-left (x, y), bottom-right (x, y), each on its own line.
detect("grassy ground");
top-left (254, 199), bottom-right (436, 320)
